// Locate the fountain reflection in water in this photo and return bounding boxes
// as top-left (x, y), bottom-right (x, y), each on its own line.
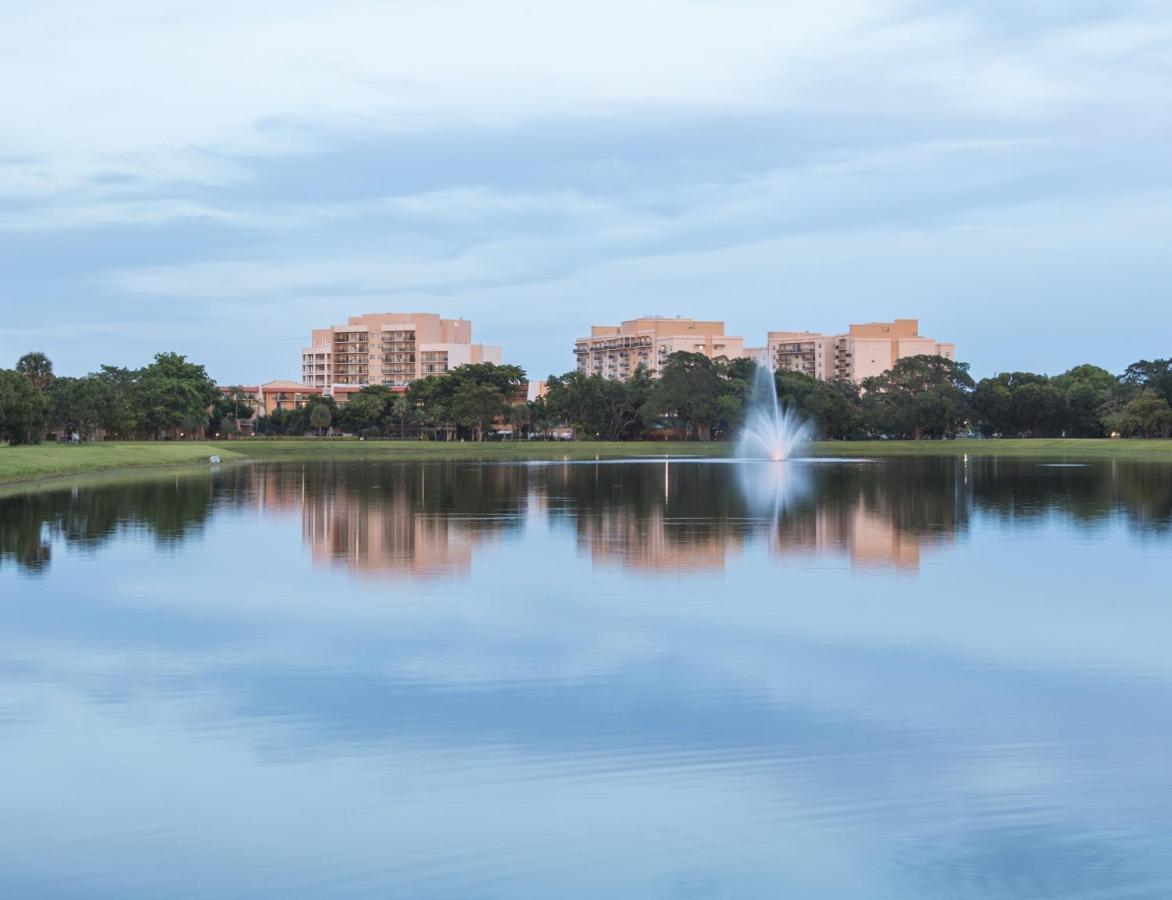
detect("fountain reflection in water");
top-left (736, 365), bottom-right (812, 461)
top-left (735, 365), bottom-right (815, 522)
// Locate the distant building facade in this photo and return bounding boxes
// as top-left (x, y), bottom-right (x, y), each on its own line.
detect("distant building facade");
top-left (301, 312), bottom-right (502, 390)
top-left (766, 319), bottom-right (955, 383)
top-left (574, 317), bottom-right (746, 380)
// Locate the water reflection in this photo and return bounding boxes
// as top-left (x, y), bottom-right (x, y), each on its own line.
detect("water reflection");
top-left (5, 457), bottom-right (1172, 577)
top-left (3, 458), bottom-right (1172, 898)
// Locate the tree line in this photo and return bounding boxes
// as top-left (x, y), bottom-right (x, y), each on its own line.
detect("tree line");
top-left (258, 363), bottom-right (531, 440)
top-left (0, 352), bottom-right (220, 444)
top-left (541, 352), bottom-right (1172, 440)
top-left (3, 349), bottom-right (1171, 445)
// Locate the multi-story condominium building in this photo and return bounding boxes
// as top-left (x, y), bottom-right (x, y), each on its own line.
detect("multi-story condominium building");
top-left (574, 317), bottom-right (746, 380)
top-left (301, 312), bottom-right (502, 390)
top-left (766, 319), bottom-right (955, 383)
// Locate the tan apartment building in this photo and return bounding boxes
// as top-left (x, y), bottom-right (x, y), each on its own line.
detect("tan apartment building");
top-left (301, 312), bottom-right (503, 390)
top-left (766, 319), bottom-right (955, 383)
top-left (574, 317), bottom-right (746, 380)
top-left (217, 381), bottom-right (324, 422)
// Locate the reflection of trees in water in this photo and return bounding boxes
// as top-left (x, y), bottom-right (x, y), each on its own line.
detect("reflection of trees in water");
top-left (3, 459), bottom-right (1170, 577)
top-left (541, 462), bottom-right (761, 570)
top-left (0, 474), bottom-right (222, 574)
top-left (968, 460), bottom-right (1172, 533)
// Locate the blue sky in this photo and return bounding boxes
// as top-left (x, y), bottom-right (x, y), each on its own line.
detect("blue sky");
top-left (1, 0), bottom-right (1170, 383)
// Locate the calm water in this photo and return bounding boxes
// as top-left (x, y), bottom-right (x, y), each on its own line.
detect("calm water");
top-left (2, 457), bottom-right (1172, 898)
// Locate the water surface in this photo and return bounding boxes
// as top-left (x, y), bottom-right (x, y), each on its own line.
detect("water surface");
top-left (2, 457), bottom-right (1172, 898)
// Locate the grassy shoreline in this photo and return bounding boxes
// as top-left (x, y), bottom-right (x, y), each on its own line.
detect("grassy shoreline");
top-left (2, 437), bottom-right (1172, 488)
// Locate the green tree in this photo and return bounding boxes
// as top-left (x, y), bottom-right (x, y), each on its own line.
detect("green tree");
top-left (92, 366), bottom-right (140, 437)
top-left (390, 394), bottom-right (415, 438)
top-left (0, 369), bottom-right (49, 445)
top-left (861, 355), bottom-right (974, 439)
top-left (506, 399), bottom-right (534, 439)
top-left (449, 362), bottom-right (527, 396)
top-left (1011, 381), bottom-right (1064, 437)
top-left (1053, 364), bottom-right (1117, 437)
top-left (972, 376), bottom-right (1013, 436)
top-left (543, 371), bottom-right (609, 438)
top-left (647, 352), bottom-right (726, 440)
top-left (530, 396), bottom-right (555, 438)
top-left (211, 386), bottom-right (258, 436)
top-left (15, 352), bottom-right (54, 390)
top-left (451, 382), bottom-right (504, 441)
top-left (408, 375), bottom-right (458, 440)
top-left (337, 385), bottom-right (391, 435)
top-left (308, 403), bottom-right (332, 436)
top-left (48, 375), bottom-right (106, 438)
top-left (1118, 390), bottom-right (1172, 438)
top-left (136, 352), bottom-right (219, 438)
top-left (1122, 359), bottom-right (1172, 404)
top-left (773, 370), bottom-right (862, 439)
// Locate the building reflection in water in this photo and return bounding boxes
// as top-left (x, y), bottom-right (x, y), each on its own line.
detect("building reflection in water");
top-left (5, 457), bottom-right (1172, 579)
top-left (254, 463), bottom-right (529, 580)
top-left (546, 459), bottom-right (944, 573)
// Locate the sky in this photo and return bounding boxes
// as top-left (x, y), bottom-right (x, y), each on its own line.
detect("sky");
top-left (1, 0), bottom-right (1170, 384)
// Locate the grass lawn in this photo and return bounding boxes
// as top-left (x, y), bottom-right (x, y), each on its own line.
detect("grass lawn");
top-left (0, 442), bottom-right (247, 485)
top-left (2, 437), bottom-right (1172, 487)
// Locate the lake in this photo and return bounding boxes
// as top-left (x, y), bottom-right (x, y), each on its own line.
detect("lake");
top-left (2, 456), bottom-right (1172, 898)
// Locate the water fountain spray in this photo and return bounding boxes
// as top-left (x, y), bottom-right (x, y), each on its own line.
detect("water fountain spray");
top-left (736, 365), bottom-right (812, 461)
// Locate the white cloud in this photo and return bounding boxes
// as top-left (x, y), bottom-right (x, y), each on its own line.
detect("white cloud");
top-left (3, 0), bottom-right (1172, 382)
top-left (3, 0), bottom-right (1168, 201)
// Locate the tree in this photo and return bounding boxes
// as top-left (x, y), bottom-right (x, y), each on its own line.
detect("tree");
top-left (1118, 390), bottom-right (1172, 438)
top-left (409, 375), bottom-right (458, 440)
top-left (1011, 381), bottom-right (1064, 437)
top-left (1053, 364), bottom-right (1116, 437)
top-left (543, 371), bottom-right (609, 439)
top-left (388, 394), bottom-right (415, 438)
top-left (48, 375), bottom-right (106, 438)
top-left (773, 370), bottom-right (862, 439)
top-left (646, 352), bottom-right (727, 440)
top-left (506, 400), bottom-right (534, 439)
top-left (530, 396), bottom-right (555, 438)
top-left (449, 362), bottom-right (526, 396)
top-left (0, 369), bottom-right (49, 445)
top-left (1122, 359), bottom-right (1172, 404)
top-left (308, 403), bottom-right (332, 436)
top-left (972, 377), bottom-right (1013, 436)
top-left (136, 352), bottom-right (219, 438)
top-left (212, 386), bottom-right (258, 436)
top-left (92, 366), bottom-right (139, 437)
top-left (451, 382), bottom-right (504, 441)
top-left (15, 352), bottom-right (54, 390)
top-left (861, 355), bottom-right (974, 439)
top-left (541, 365), bottom-right (657, 440)
top-left (337, 386), bottom-right (391, 435)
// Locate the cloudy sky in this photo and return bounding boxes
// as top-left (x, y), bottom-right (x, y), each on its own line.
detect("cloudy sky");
top-left (2, 0), bottom-right (1170, 383)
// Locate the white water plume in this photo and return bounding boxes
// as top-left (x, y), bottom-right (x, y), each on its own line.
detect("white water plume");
top-left (736, 365), bottom-right (812, 461)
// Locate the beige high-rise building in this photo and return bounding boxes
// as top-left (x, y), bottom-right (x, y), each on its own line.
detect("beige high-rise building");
top-left (766, 319), bottom-right (955, 383)
top-left (301, 312), bottom-right (503, 390)
top-left (574, 317), bottom-right (746, 380)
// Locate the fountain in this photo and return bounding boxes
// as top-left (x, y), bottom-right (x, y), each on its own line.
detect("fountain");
top-left (736, 365), bottom-right (812, 461)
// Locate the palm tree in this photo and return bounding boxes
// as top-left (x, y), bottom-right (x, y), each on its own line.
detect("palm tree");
top-left (507, 402), bottom-right (532, 440)
top-left (221, 386), bottom-right (256, 435)
top-left (390, 394), bottom-right (414, 439)
top-left (15, 352), bottom-right (54, 390)
top-left (309, 404), bottom-right (332, 437)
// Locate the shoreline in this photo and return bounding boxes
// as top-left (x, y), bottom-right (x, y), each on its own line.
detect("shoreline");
top-left (2, 438), bottom-right (1172, 490)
